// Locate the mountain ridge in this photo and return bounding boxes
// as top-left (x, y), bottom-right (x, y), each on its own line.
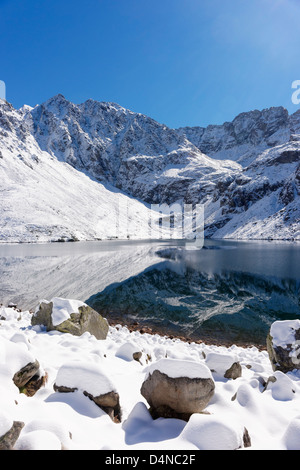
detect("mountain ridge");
top-left (0, 95), bottom-right (299, 242)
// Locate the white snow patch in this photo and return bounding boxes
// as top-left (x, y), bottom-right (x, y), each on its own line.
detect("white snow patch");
top-left (270, 320), bottom-right (300, 348)
top-left (180, 413), bottom-right (244, 450)
top-left (0, 411), bottom-right (13, 437)
top-left (0, 302), bottom-right (300, 450)
top-left (55, 361), bottom-right (117, 397)
top-left (50, 297), bottom-right (86, 326)
top-left (144, 358), bottom-right (213, 380)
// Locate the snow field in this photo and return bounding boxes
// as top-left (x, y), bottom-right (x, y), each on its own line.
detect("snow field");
top-left (0, 305), bottom-right (300, 450)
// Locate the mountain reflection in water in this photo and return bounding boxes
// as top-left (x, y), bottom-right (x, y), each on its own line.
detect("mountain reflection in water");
top-left (87, 242), bottom-right (300, 347)
top-left (0, 239), bottom-right (299, 347)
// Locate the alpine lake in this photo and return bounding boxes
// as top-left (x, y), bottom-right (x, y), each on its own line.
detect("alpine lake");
top-left (1, 238), bottom-right (299, 348)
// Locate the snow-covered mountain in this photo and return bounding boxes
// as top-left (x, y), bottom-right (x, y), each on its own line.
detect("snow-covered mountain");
top-left (0, 99), bottom-right (163, 243)
top-left (1, 95), bottom-right (299, 242)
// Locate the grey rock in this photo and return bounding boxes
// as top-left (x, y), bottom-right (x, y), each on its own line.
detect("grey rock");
top-left (84, 390), bottom-right (121, 422)
top-left (140, 369), bottom-right (215, 421)
top-left (12, 359), bottom-right (40, 389)
top-left (243, 427), bottom-right (252, 448)
top-left (133, 351), bottom-right (143, 363)
top-left (32, 301), bottom-right (109, 340)
top-left (224, 362), bottom-right (242, 380)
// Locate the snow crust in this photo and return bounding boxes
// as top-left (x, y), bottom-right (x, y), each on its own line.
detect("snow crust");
top-left (145, 358), bottom-right (213, 380)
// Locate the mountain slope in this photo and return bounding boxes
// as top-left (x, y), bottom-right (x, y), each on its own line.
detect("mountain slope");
top-left (27, 94), bottom-right (240, 205)
top-left (0, 95), bottom-right (299, 242)
top-left (0, 99), bottom-right (161, 243)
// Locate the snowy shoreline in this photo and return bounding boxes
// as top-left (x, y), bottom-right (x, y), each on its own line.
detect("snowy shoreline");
top-left (1, 236), bottom-right (300, 245)
top-left (1, 300), bottom-right (300, 450)
top-left (107, 318), bottom-right (267, 352)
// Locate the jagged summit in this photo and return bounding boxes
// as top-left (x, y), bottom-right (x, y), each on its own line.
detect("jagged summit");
top-left (0, 96), bottom-right (299, 242)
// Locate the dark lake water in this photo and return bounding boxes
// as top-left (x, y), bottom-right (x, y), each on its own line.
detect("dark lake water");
top-left (0, 239), bottom-right (299, 347)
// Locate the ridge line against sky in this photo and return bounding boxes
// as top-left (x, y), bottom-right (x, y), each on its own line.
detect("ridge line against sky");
top-left (1, 0), bottom-right (300, 129)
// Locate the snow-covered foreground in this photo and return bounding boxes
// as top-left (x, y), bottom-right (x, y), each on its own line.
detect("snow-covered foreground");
top-left (1, 304), bottom-right (300, 451)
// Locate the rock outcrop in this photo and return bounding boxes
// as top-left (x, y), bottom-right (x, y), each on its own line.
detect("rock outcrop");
top-left (32, 298), bottom-right (109, 340)
top-left (267, 320), bottom-right (300, 372)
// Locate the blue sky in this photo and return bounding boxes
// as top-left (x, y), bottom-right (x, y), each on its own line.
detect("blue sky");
top-left (1, 0), bottom-right (300, 128)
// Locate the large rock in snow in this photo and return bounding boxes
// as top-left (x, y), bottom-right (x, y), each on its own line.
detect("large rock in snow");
top-left (1, 336), bottom-right (41, 392)
top-left (31, 298), bottom-right (109, 340)
top-left (140, 358), bottom-right (215, 420)
top-left (13, 359), bottom-right (40, 389)
top-left (267, 320), bottom-right (300, 372)
top-left (53, 361), bottom-right (121, 422)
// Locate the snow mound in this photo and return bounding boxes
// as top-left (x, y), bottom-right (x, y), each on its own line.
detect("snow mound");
top-left (283, 416), bottom-right (300, 450)
top-left (180, 413), bottom-right (244, 450)
top-left (20, 419), bottom-right (72, 449)
top-left (0, 306), bottom-right (21, 321)
top-left (55, 361), bottom-right (117, 397)
top-left (0, 337), bottom-right (37, 378)
top-left (115, 342), bottom-right (141, 362)
top-left (266, 371), bottom-right (296, 401)
top-left (205, 351), bottom-right (239, 377)
top-left (14, 430), bottom-right (62, 450)
top-left (1, 302), bottom-right (300, 450)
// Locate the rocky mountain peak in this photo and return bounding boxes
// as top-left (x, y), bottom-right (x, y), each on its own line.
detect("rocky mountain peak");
top-left (0, 96), bottom-right (299, 242)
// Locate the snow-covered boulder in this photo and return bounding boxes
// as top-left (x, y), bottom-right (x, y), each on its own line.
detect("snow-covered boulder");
top-left (0, 306), bottom-right (21, 321)
top-left (115, 342), bottom-right (143, 363)
top-left (263, 371), bottom-right (296, 400)
top-left (32, 298), bottom-right (109, 340)
top-left (267, 320), bottom-right (300, 372)
top-left (205, 351), bottom-right (242, 379)
top-left (180, 413), bottom-right (250, 450)
top-left (282, 416), bottom-right (300, 450)
top-left (140, 358), bottom-right (215, 420)
top-left (17, 419), bottom-right (73, 450)
top-left (53, 361), bottom-right (121, 421)
top-left (14, 430), bottom-right (62, 450)
top-left (0, 337), bottom-right (41, 390)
